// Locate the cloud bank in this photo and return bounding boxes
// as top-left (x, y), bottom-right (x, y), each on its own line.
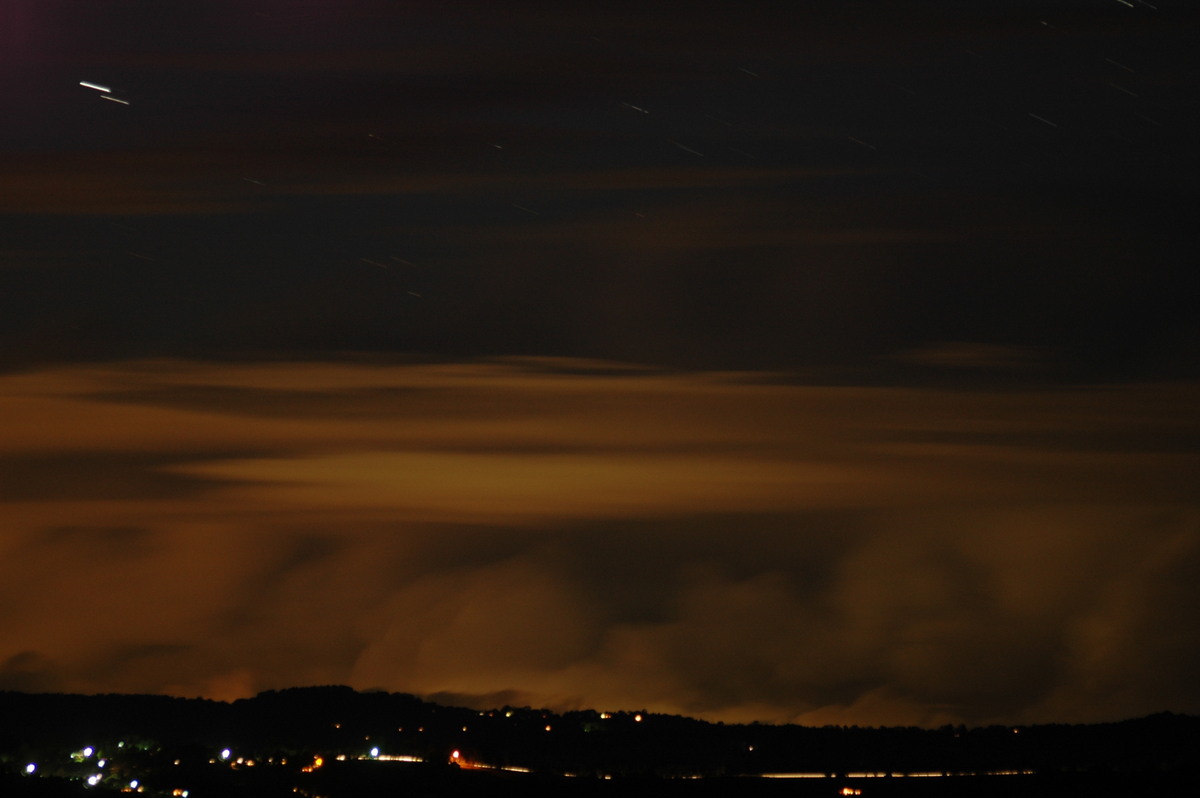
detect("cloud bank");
top-left (1, 358), bottom-right (1197, 726)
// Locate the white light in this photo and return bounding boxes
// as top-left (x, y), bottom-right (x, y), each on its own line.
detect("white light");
top-left (87, 774), bottom-right (102, 786)
top-left (220, 748), bottom-right (232, 760)
top-left (130, 780), bottom-right (139, 789)
top-left (370, 747), bottom-right (379, 758)
top-left (79, 81), bottom-right (112, 93)
top-left (25, 763), bottom-right (36, 774)
top-left (83, 747), bottom-right (95, 758)
top-left (98, 760), bottom-right (106, 767)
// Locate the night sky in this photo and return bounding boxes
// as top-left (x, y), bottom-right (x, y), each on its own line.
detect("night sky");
top-left (2, 0), bottom-right (1198, 728)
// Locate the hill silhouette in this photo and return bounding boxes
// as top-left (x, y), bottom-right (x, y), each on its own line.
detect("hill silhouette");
top-left (1, 687), bottom-right (1195, 797)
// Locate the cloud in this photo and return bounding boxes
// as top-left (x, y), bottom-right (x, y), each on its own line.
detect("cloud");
top-left (0, 650), bottom-right (59, 693)
top-left (898, 341), bottom-right (1046, 371)
top-left (0, 359), bottom-right (1197, 726)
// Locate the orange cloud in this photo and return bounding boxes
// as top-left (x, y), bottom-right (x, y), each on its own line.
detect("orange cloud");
top-left (1, 359), bottom-right (1198, 725)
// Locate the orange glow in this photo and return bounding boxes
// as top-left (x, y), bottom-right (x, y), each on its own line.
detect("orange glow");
top-left (1, 360), bottom-right (1197, 730)
top-left (301, 756), bottom-right (324, 773)
top-left (449, 750), bottom-right (480, 769)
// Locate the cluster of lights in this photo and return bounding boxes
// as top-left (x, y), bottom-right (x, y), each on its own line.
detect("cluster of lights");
top-left (762, 770), bottom-right (1035, 780)
top-left (20, 725), bottom-right (1044, 792)
top-left (21, 741), bottom-right (180, 795)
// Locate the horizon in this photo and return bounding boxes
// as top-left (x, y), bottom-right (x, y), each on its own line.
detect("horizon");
top-left (3, 683), bottom-right (1194, 731)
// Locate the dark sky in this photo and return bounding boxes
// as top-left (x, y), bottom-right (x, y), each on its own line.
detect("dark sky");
top-left (2, 0), bottom-right (1198, 727)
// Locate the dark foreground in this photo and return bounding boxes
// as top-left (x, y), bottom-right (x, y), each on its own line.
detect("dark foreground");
top-left (298, 766), bottom-right (1196, 798)
top-left (2, 764), bottom-right (1192, 798)
top-left (2, 688), bottom-right (1195, 798)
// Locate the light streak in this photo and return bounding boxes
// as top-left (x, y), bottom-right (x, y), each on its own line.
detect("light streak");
top-left (667, 139), bottom-right (704, 157)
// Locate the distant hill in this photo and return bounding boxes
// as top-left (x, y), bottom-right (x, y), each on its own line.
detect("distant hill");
top-left (1, 687), bottom-right (1196, 797)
